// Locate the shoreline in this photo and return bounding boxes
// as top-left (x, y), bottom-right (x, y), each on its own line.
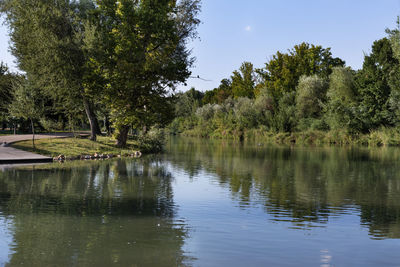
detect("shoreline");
top-left (8, 136), bottom-right (145, 163)
top-left (178, 128), bottom-right (400, 147)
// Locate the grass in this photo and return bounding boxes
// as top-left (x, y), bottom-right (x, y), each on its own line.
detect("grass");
top-left (0, 130), bottom-right (14, 136)
top-left (180, 126), bottom-right (400, 147)
top-left (11, 136), bottom-right (140, 158)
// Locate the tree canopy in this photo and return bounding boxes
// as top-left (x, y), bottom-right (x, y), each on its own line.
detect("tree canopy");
top-left (258, 42), bottom-right (345, 101)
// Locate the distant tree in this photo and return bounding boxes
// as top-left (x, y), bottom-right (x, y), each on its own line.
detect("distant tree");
top-left (9, 79), bottom-right (43, 148)
top-left (296, 75), bottom-right (328, 119)
top-left (258, 43), bottom-right (344, 101)
top-left (356, 38), bottom-right (397, 130)
top-left (0, 62), bottom-right (20, 128)
top-left (202, 90), bottom-right (217, 105)
top-left (386, 19), bottom-right (400, 126)
top-left (325, 67), bottom-right (358, 131)
top-left (202, 79), bottom-right (232, 105)
top-left (231, 62), bottom-right (256, 98)
top-left (386, 17), bottom-right (400, 61)
top-left (175, 88), bottom-right (204, 117)
top-left (233, 97), bottom-right (258, 129)
top-left (274, 91), bottom-right (297, 132)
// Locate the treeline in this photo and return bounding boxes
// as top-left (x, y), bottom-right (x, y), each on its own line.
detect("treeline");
top-left (170, 23), bottom-right (400, 145)
top-left (0, 0), bottom-right (200, 147)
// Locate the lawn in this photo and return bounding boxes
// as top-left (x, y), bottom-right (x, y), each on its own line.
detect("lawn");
top-left (12, 136), bottom-right (140, 157)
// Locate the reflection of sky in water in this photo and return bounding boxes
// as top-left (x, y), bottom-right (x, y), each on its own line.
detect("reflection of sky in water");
top-left (2, 142), bottom-right (400, 267)
top-left (169, 163), bottom-right (400, 267)
top-left (0, 214), bottom-right (13, 266)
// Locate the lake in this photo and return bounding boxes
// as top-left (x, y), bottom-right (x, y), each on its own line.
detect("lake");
top-left (0, 137), bottom-right (400, 266)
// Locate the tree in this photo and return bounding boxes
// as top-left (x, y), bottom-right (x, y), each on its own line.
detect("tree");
top-left (295, 75), bottom-right (328, 119)
top-left (0, 62), bottom-right (20, 129)
top-left (92, 0), bottom-right (201, 146)
top-left (386, 18), bottom-right (400, 126)
top-left (356, 38), bottom-right (397, 131)
top-left (325, 67), bottom-right (358, 131)
top-left (9, 79), bottom-right (43, 147)
top-left (233, 97), bottom-right (258, 129)
top-left (1, 0), bottom-right (103, 141)
top-left (231, 62), bottom-right (256, 98)
top-left (175, 88), bottom-right (204, 117)
top-left (258, 43), bottom-right (345, 102)
top-left (202, 79), bottom-right (232, 105)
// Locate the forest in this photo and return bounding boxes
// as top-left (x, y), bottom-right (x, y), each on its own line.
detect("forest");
top-left (170, 25), bottom-right (400, 145)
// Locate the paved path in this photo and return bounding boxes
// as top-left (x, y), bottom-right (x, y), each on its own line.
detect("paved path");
top-left (0, 133), bottom-right (76, 164)
top-left (0, 133), bottom-right (74, 145)
top-left (0, 146), bottom-right (53, 163)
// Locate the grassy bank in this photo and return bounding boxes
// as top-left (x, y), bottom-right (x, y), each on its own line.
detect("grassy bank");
top-left (11, 136), bottom-right (140, 158)
top-left (180, 127), bottom-right (400, 147)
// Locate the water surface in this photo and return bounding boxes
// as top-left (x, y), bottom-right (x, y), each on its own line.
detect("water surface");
top-left (0, 137), bottom-right (400, 266)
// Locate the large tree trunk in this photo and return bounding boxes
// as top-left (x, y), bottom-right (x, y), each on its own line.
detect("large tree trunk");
top-left (115, 125), bottom-right (130, 147)
top-left (83, 98), bottom-right (102, 141)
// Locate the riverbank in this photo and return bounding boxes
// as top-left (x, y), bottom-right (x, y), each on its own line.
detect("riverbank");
top-left (180, 127), bottom-right (400, 146)
top-left (11, 136), bottom-right (142, 160)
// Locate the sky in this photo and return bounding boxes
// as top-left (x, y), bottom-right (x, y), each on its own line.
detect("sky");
top-left (1, 0), bottom-right (400, 92)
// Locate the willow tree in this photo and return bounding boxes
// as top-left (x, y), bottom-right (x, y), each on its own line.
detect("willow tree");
top-left (91, 0), bottom-right (200, 147)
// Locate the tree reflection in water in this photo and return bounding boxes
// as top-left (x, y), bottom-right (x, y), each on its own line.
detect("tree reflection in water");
top-left (1, 138), bottom-right (400, 266)
top-left (0, 159), bottom-right (191, 266)
top-left (166, 137), bottom-right (400, 239)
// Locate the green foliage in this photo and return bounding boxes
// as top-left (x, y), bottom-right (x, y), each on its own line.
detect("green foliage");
top-left (202, 79), bottom-right (232, 104)
top-left (258, 42), bottom-right (344, 101)
top-left (137, 127), bottom-right (167, 153)
top-left (2, 0), bottom-right (103, 139)
top-left (9, 79), bottom-right (43, 121)
top-left (273, 91), bottom-right (297, 132)
top-left (253, 94), bottom-right (275, 127)
top-left (175, 88), bottom-right (204, 117)
top-left (233, 97), bottom-right (258, 129)
top-left (39, 118), bottom-right (64, 132)
top-left (325, 67), bottom-right (358, 131)
top-left (201, 61), bottom-right (256, 105)
top-left (231, 62), bottom-right (256, 98)
top-left (92, 0), bottom-right (200, 146)
top-left (356, 38), bottom-right (397, 131)
top-left (295, 75), bottom-right (328, 119)
top-left (0, 62), bottom-right (20, 120)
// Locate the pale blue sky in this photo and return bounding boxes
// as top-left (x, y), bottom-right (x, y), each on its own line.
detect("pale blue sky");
top-left (1, 0), bottom-right (400, 92)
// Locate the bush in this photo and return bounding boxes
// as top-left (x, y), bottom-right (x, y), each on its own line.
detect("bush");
top-left (233, 97), bottom-right (258, 129)
top-left (273, 91), bottom-right (297, 132)
top-left (296, 75), bottom-right (328, 119)
top-left (39, 118), bottom-right (64, 132)
top-left (137, 127), bottom-right (166, 153)
top-left (196, 103), bottom-right (216, 121)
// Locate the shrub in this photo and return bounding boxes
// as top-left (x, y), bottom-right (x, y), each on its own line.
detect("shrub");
top-left (233, 97), bottom-right (258, 129)
top-left (296, 75), bottom-right (328, 119)
top-left (137, 127), bottom-right (166, 153)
